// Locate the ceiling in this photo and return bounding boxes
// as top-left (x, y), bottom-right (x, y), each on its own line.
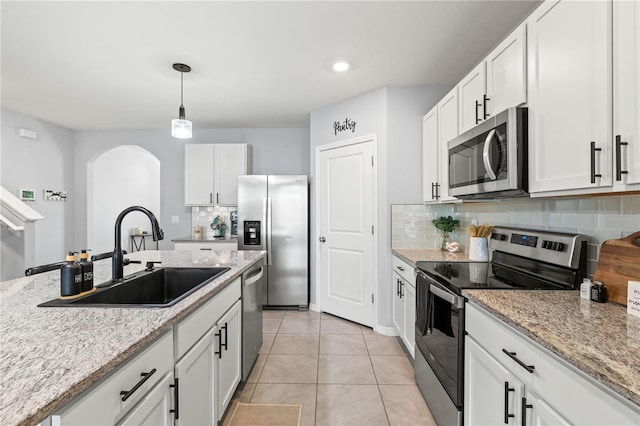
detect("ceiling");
top-left (1, 1), bottom-right (540, 130)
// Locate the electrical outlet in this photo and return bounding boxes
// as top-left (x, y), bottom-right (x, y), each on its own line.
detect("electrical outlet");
top-left (471, 219), bottom-right (478, 226)
top-left (171, 215), bottom-right (180, 224)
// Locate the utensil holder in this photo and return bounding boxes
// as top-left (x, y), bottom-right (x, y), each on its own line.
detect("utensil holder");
top-left (469, 237), bottom-right (489, 261)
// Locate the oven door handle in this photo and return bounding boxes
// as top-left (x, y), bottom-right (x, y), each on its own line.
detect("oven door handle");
top-left (482, 129), bottom-right (498, 181)
top-left (417, 271), bottom-right (464, 308)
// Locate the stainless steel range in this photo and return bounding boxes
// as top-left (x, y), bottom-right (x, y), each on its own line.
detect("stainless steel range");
top-left (414, 226), bottom-right (588, 426)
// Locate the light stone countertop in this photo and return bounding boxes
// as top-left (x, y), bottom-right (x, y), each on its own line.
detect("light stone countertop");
top-left (465, 290), bottom-right (640, 408)
top-left (0, 249), bottom-right (265, 426)
top-left (391, 248), bottom-right (471, 267)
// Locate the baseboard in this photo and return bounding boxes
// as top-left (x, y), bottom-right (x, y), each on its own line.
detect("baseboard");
top-left (309, 303), bottom-right (319, 312)
top-left (373, 324), bottom-right (397, 336)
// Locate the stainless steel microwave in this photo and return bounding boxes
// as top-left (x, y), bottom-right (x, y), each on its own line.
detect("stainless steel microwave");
top-left (447, 107), bottom-right (528, 199)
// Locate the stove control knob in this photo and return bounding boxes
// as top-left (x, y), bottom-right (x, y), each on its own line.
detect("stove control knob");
top-left (542, 240), bottom-right (550, 249)
top-left (555, 242), bottom-right (565, 251)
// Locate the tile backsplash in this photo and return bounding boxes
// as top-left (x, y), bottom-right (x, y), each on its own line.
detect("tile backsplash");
top-left (392, 193), bottom-right (640, 276)
top-left (191, 206), bottom-right (237, 240)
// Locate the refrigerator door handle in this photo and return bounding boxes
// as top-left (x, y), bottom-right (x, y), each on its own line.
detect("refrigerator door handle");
top-left (266, 196), bottom-right (273, 266)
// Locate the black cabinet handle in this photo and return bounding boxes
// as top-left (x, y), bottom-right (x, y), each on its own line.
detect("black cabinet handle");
top-left (483, 94), bottom-right (490, 119)
top-left (504, 382), bottom-right (515, 424)
top-left (399, 280), bottom-right (404, 299)
top-left (431, 182), bottom-right (436, 200)
top-left (435, 182), bottom-right (440, 200)
top-left (210, 193), bottom-right (213, 204)
top-left (475, 101), bottom-right (482, 124)
top-left (222, 322), bottom-right (228, 351)
top-left (521, 397), bottom-right (533, 426)
top-left (590, 141), bottom-right (602, 183)
top-left (502, 349), bottom-right (535, 373)
top-left (216, 193), bottom-right (219, 204)
top-left (615, 135), bottom-right (629, 181)
top-left (170, 377), bottom-right (180, 419)
top-left (397, 266), bottom-right (405, 272)
top-left (120, 368), bottom-right (157, 401)
top-left (396, 279), bottom-right (401, 296)
top-left (215, 329), bottom-right (223, 359)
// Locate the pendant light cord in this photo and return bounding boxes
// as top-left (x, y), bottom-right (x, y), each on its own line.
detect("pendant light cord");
top-left (180, 71), bottom-right (184, 107)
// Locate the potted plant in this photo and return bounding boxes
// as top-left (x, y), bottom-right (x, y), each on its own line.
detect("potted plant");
top-left (432, 216), bottom-right (459, 251)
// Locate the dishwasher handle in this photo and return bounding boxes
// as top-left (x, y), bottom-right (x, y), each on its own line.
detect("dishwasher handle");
top-left (244, 266), bottom-right (264, 286)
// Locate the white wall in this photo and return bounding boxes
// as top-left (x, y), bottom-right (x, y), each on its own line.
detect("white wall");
top-left (73, 128), bottom-right (309, 250)
top-left (88, 146), bottom-right (161, 254)
top-left (309, 85), bottom-right (450, 329)
top-left (0, 108), bottom-right (75, 279)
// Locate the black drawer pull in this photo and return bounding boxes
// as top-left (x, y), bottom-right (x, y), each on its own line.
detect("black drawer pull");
top-left (475, 100), bottom-right (482, 124)
top-left (502, 349), bottom-right (535, 373)
top-left (504, 382), bottom-right (515, 424)
top-left (221, 323), bottom-right (228, 351)
top-left (120, 368), bottom-right (157, 401)
top-left (590, 141), bottom-right (602, 183)
top-left (483, 94), bottom-right (490, 119)
top-left (170, 377), bottom-right (180, 419)
top-left (615, 135), bottom-right (629, 181)
top-left (215, 330), bottom-right (223, 359)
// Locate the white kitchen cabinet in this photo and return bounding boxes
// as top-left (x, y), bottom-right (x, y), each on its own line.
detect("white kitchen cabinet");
top-left (437, 87), bottom-right (459, 202)
top-left (485, 22), bottom-right (527, 117)
top-left (458, 62), bottom-right (487, 134)
top-left (613, 0), bottom-right (640, 189)
top-left (185, 144), bottom-right (248, 206)
top-left (465, 337), bottom-right (523, 426)
top-left (423, 87), bottom-right (459, 204)
top-left (174, 327), bottom-right (217, 426)
top-left (117, 373), bottom-right (175, 426)
top-left (465, 303), bottom-right (640, 426)
top-left (215, 299), bottom-right (242, 419)
top-left (527, 0), bottom-right (612, 195)
top-left (422, 107), bottom-right (439, 203)
top-left (391, 256), bottom-right (415, 358)
top-left (52, 331), bottom-right (174, 426)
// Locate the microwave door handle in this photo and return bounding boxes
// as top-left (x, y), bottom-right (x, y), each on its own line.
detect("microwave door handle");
top-left (482, 129), bottom-right (498, 181)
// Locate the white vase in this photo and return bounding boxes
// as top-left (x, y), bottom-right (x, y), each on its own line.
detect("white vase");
top-left (468, 237), bottom-right (489, 261)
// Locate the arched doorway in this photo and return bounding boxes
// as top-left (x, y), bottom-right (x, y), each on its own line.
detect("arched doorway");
top-left (87, 145), bottom-right (161, 254)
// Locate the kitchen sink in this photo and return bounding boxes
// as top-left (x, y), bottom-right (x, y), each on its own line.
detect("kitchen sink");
top-left (38, 267), bottom-right (230, 308)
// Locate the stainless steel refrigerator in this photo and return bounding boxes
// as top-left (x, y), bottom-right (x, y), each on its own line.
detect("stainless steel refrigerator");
top-left (237, 175), bottom-right (309, 308)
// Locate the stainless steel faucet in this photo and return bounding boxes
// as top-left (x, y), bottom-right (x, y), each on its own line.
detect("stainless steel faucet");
top-left (112, 206), bottom-right (164, 280)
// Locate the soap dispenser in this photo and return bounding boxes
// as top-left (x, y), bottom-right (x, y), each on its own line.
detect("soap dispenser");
top-left (60, 252), bottom-right (82, 297)
top-left (79, 249), bottom-right (94, 292)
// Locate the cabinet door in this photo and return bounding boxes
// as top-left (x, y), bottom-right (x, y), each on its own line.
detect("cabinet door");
top-left (401, 281), bottom-right (416, 359)
top-left (118, 373), bottom-right (175, 426)
top-left (174, 327), bottom-right (216, 426)
top-left (422, 107), bottom-right (439, 203)
top-left (392, 273), bottom-right (403, 333)
top-left (458, 62), bottom-right (487, 134)
top-left (185, 144), bottom-right (215, 206)
top-left (486, 22), bottom-right (527, 117)
top-left (613, 0), bottom-right (640, 188)
top-left (521, 390), bottom-right (571, 426)
top-left (464, 337), bottom-right (524, 426)
top-left (528, 0), bottom-right (612, 194)
top-left (216, 300), bottom-right (242, 420)
top-left (437, 87), bottom-right (459, 202)
top-left (214, 144), bottom-right (247, 205)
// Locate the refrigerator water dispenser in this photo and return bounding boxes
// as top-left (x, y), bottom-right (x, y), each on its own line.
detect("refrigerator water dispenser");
top-left (243, 221), bottom-right (261, 245)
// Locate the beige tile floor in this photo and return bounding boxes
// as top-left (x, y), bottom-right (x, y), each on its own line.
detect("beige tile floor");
top-left (223, 310), bottom-right (437, 426)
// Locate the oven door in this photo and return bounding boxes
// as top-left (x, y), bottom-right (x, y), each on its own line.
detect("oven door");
top-left (448, 107), bottom-right (526, 198)
top-left (415, 270), bottom-right (465, 408)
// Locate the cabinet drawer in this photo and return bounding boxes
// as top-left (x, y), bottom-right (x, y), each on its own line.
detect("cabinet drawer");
top-left (392, 256), bottom-right (414, 284)
top-left (466, 303), bottom-right (640, 425)
top-left (174, 277), bottom-right (241, 360)
top-left (174, 241), bottom-right (238, 251)
top-left (53, 331), bottom-right (173, 425)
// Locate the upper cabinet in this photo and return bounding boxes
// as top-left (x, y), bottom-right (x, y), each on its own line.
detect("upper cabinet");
top-left (423, 87), bottom-right (459, 204)
top-left (458, 22), bottom-right (527, 135)
top-left (185, 144), bottom-right (248, 206)
top-left (613, 0), bottom-right (640, 189)
top-left (528, 0), bottom-right (612, 195)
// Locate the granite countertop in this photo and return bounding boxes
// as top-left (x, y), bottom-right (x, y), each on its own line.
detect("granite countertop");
top-left (465, 290), bottom-right (640, 408)
top-left (0, 249), bottom-right (265, 426)
top-left (392, 248), bottom-right (471, 267)
top-left (172, 236), bottom-right (238, 242)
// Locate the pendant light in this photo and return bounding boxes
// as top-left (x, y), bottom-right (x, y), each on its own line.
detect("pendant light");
top-left (171, 63), bottom-right (192, 139)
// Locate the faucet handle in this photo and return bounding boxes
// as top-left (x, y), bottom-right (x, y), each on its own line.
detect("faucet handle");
top-left (123, 258), bottom-right (142, 266)
top-left (145, 261), bottom-right (162, 271)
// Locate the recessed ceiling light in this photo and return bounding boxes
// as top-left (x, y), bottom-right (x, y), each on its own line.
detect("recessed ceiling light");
top-left (332, 61), bottom-right (350, 72)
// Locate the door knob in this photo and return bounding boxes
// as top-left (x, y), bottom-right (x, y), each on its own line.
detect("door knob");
top-left (319, 237), bottom-right (326, 243)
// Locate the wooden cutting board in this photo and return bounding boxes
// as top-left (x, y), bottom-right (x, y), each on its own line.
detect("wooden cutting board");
top-left (593, 231), bottom-right (640, 306)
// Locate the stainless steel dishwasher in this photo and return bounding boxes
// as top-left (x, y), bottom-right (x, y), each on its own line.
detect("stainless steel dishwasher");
top-left (241, 261), bottom-right (264, 381)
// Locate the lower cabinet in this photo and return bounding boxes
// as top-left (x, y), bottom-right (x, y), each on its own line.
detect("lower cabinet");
top-left (118, 373), bottom-right (176, 426)
top-left (391, 256), bottom-right (415, 358)
top-left (465, 303), bottom-right (640, 426)
top-left (216, 300), bottom-right (242, 418)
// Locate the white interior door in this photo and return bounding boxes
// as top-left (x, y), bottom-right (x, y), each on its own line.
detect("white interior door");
top-left (317, 139), bottom-right (374, 327)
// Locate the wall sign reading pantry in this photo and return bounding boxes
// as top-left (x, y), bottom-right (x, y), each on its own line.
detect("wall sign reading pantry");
top-left (333, 118), bottom-right (357, 135)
